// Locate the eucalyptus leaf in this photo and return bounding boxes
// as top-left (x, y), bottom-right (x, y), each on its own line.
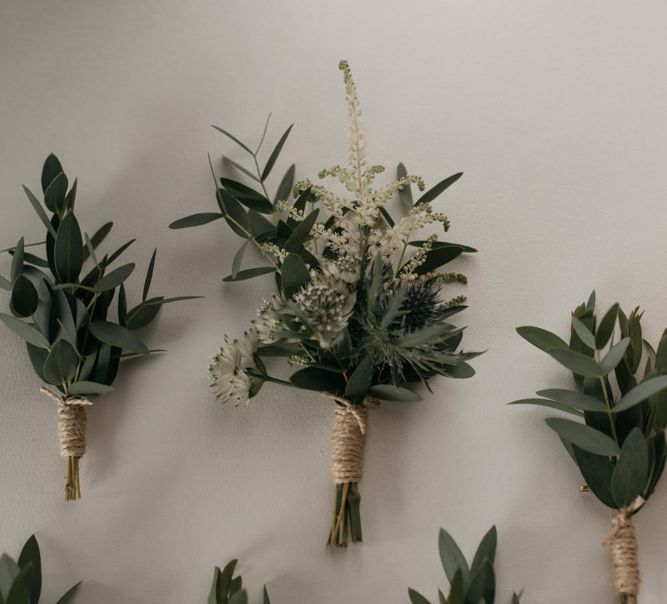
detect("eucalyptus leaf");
top-left (261, 124), bottom-right (293, 180)
top-left (223, 267), bottom-right (274, 282)
top-left (368, 385), bottom-right (421, 402)
top-left (89, 321), bottom-right (149, 353)
top-left (610, 428), bottom-right (649, 507)
top-left (416, 172), bottom-right (463, 205)
top-left (54, 212), bottom-right (83, 283)
top-left (516, 326), bottom-right (568, 353)
top-left (613, 375), bottom-right (667, 413)
top-left (596, 303), bottom-right (619, 349)
top-left (95, 263), bottom-right (135, 292)
top-left (43, 339), bottom-right (79, 384)
top-left (545, 417), bottom-right (620, 456)
top-left (0, 314), bottom-right (49, 349)
top-left (169, 213), bottom-right (223, 229)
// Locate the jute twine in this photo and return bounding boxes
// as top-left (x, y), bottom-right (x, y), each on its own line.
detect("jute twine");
top-left (40, 387), bottom-right (93, 459)
top-left (603, 496), bottom-right (645, 602)
top-left (324, 393), bottom-right (375, 484)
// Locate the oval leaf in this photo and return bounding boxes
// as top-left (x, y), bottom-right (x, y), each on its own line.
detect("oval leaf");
top-left (54, 212), bottom-right (83, 283)
top-left (545, 417), bottom-right (620, 456)
top-left (89, 321), bottom-right (148, 353)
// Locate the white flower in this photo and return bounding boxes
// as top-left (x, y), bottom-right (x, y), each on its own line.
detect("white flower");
top-left (209, 331), bottom-right (258, 405)
top-left (252, 296), bottom-right (283, 344)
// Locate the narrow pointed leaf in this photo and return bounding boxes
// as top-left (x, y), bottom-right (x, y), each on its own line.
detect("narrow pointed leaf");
top-left (613, 375), bottom-right (667, 413)
top-left (96, 263), bottom-right (135, 292)
top-left (22, 186), bottom-right (57, 238)
top-left (212, 125), bottom-right (253, 154)
top-left (54, 212), bottom-right (83, 283)
top-left (516, 326), bottom-right (568, 353)
top-left (0, 314), bottom-right (49, 348)
top-left (89, 321), bottom-right (149, 353)
top-left (261, 124), bottom-right (293, 180)
top-left (143, 249), bottom-right (156, 301)
top-left (416, 172), bottom-right (463, 205)
top-left (274, 164), bottom-right (296, 203)
top-left (169, 213), bottom-right (223, 229)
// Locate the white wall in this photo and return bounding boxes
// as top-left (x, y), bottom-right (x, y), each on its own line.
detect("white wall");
top-left (1, 1), bottom-right (666, 602)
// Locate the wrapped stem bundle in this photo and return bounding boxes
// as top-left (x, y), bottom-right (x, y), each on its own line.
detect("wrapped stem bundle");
top-left (0, 155), bottom-right (198, 500)
top-left (172, 61), bottom-right (480, 546)
top-left (512, 293), bottom-right (667, 603)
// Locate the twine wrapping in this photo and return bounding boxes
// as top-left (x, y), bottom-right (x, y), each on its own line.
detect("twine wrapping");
top-left (40, 387), bottom-right (93, 459)
top-left (324, 393), bottom-right (370, 484)
top-left (603, 496), bottom-right (645, 601)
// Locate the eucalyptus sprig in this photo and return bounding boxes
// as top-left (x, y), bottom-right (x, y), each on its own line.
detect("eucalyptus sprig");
top-left (172, 60), bottom-right (479, 546)
top-left (0, 154), bottom-right (199, 500)
top-left (0, 535), bottom-right (80, 604)
top-left (409, 526), bottom-right (522, 604)
top-left (208, 560), bottom-right (270, 604)
top-left (512, 292), bottom-right (667, 604)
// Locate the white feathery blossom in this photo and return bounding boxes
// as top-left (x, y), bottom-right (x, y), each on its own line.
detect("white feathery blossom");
top-left (209, 331), bottom-right (258, 405)
top-left (252, 295), bottom-right (283, 344)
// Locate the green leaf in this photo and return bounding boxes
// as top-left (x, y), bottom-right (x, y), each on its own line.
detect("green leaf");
top-left (397, 163), bottom-right (413, 209)
top-left (416, 172), bottom-right (463, 205)
top-left (217, 189), bottom-right (251, 237)
top-left (289, 367), bottom-right (345, 393)
top-left (208, 567), bottom-right (220, 604)
top-left (471, 526), bottom-right (497, 574)
top-left (281, 253), bottom-right (310, 298)
top-left (600, 338), bottom-right (631, 374)
top-left (516, 326), bottom-right (568, 353)
top-left (11, 276), bottom-right (38, 317)
top-left (408, 589), bottom-right (431, 604)
top-left (65, 178), bottom-right (77, 210)
top-left (143, 249), bottom-right (156, 301)
top-left (17, 536), bottom-right (40, 604)
top-left (508, 398), bottom-right (583, 417)
top-left (409, 240), bottom-right (478, 253)
top-left (344, 357), bottom-right (374, 400)
top-left (221, 178), bottom-right (273, 214)
top-left (212, 125), bottom-right (253, 154)
top-left (55, 582), bottom-right (81, 604)
top-left (44, 172), bottom-right (68, 215)
top-left (104, 239), bottom-right (135, 267)
top-left (11, 237), bottom-right (24, 282)
top-left (536, 389), bottom-right (607, 412)
top-left (572, 316), bottom-right (596, 350)
top-left (223, 156), bottom-right (261, 183)
top-left (0, 554), bottom-right (20, 600)
top-left (548, 348), bottom-right (604, 378)
top-left (22, 186), bottom-right (57, 238)
top-left (545, 418), bottom-right (620, 456)
top-left (438, 529), bottom-right (470, 589)
top-left (368, 384), bottom-right (421, 402)
top-left (261, 124), bottom-right (293, 180)
top-left (54, 212), bottom-right (83, 283)
top-left (5, 565), bottom-right (32, 604)
top-left (223, 267), bottom-right (274, 282)
top-left (263, 585), bottom-right (271, 604)
top-left (0, 314), bottom-right (49, 349)
top-left (466, 559), bottom-right (495, 604)
top-left (274, 164), bottom-right (296, 204)
top-left (43, 339), bottom-right (79, 384)
top-left (229, 590), bottom-right (248, 604)
top-left (613, 375), bottom-right (667, 413)
top-left (284, 209), bottom-right (319, 252)
top-left (96, 263), bottom-right (135, 292)
top-left (0, 275), bottom-right (11, 290)
top-left (572, 445), bottom-right (616, 508)
top-left (125, 300), bottom-right (161, 330)
top-left (447, 570), bottom-right (465, 604)
top-left (596, 303), bottom-right (619, 349)
top-left (169, 213), bottom-right (223, 229)
top-left (68, 381), bottom-right (114, 396)
top-left (414, 245), bottom-right (463, 275)
top-left (41, 154), bottom-right (64, 193)
top-left (231, 241), bottom-right (248, 279)
top-left (611, 428), bottom-right (649, 507)
top-left (89, 321), bottom-right (149, 353)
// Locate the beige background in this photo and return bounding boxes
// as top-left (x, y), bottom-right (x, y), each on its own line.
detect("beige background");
top-left (1, 0), bottom-right (666, 602)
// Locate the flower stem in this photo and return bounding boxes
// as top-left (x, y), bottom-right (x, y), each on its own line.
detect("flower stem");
top-left (65, 456), bottom-right (81, 501)
top-left (327, 482), bottom-right (363, 546)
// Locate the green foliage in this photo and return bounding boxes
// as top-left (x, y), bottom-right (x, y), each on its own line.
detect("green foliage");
top-left (0, 535), bottom-right (80, 604)
top-left (513, 293), bottom-right (667, 510)
top-left (173, 62), bottom-right (478, 408)
top-left (409, 526), bottom-right (522, 604)
top-left (208, 560), bottom-right (270, 604)
top-left (0, 155), bottom-right (199, 399)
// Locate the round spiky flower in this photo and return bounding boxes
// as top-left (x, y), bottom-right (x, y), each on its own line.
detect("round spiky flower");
top-left (209, 331), bottom-right (258, 405)
top-left (379, 279), bottom-right (444, 333)
top-left (292, 283), bottom-right (353, 348)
